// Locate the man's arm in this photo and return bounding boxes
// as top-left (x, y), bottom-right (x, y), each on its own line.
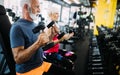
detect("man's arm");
top-left (12, 32), bottom-right (49, 64)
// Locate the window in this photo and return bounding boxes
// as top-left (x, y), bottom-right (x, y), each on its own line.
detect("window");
top-left (61, 7), bottom-right (70, 24)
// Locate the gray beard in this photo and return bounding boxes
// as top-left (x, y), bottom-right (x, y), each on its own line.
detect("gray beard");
top-left (29, 13), bottom-right (38, 20)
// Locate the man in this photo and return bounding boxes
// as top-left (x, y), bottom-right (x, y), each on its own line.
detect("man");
top-left (10, 0), bottom-right (75, 75)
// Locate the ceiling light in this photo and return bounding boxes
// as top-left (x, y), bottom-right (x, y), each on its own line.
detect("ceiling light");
top-left (64, 0), bottom-right (72, 4)
top-left (74, 0), bottom-right (80, 4)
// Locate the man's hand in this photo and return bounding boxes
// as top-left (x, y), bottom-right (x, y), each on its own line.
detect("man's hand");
top-left (37, 32), bottom-right (50, 47)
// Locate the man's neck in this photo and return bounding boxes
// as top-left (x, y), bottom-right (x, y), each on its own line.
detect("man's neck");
top-left (22, 15), bottom-right (33, 22)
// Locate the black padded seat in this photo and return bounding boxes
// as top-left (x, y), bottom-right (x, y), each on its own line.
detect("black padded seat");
top-left (0, 5), bottom-right (16, 75)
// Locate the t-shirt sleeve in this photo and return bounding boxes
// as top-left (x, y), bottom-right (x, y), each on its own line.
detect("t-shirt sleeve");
top-left (10, 25), bottom-right (25, 48)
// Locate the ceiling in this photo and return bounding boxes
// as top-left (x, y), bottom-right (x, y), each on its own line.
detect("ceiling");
top-left (47, 0), bottom-right (91, 7)
top-left (48, 0), bottom-right (120, 9)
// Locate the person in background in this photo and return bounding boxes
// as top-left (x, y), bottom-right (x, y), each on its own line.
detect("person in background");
top-left (44, 7), bottom-right (76, 70)
top-left (10, 0), bottom-right (75, 75)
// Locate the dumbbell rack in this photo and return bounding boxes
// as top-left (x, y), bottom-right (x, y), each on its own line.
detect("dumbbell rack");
top-left (87, 36), bottom-right (105, 75)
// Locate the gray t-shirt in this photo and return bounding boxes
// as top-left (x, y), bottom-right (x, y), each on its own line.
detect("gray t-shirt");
top-left (10, 19), bottom-right (43, 73)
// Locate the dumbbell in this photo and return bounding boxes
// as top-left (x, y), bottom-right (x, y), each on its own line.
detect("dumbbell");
top-left (88, 66), bottom-right (105, 75)
top-left (32, 21), bottom-right (55, 33)
top-left (8, 12), bottom-right (15, 18)
top-left (13, 16), bottom-right (20, 22)
top-left (57, 29), bottom-right (74, 40)
top-left (6, 8), bottom-right (19, 22)
top-left (5, 8), bottom-right (15, 18)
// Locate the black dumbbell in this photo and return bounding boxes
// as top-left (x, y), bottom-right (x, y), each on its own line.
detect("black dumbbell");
top-left (32, 21), bottom-right (55, 34)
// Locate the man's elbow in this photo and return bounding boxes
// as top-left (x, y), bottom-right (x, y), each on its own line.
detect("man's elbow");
top-left (14, 56), bottom-right (23, 64)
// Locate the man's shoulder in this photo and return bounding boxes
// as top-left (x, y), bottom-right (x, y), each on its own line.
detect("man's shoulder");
top-left (11, 22), bottom-right (21, 29)
top-left (11, 19), bottom-right (25, 28)
top-left (10, 21), bottom-right (23, 32)
top-left (12, 19), bottom-right (26, 26)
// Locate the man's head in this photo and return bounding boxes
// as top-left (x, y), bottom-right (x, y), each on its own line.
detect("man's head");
top-left (20, 0), bottom-right (40, 21)
top-left (48, 7), bottom-right (59, 21)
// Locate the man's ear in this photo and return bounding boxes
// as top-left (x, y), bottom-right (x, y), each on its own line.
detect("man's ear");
top-left (24, 4), bottom-right (29, 12)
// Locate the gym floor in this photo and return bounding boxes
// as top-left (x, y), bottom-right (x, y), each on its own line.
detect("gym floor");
top-left (59, 35), bottom-right (90, 75)
top-left (73, 35), bottom-right (89, 75)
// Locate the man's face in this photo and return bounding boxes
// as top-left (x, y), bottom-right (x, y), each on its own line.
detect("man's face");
top-left (31, 0), bottom-right (40, 15)
top-left (28, 0), bottom-right (40, 20)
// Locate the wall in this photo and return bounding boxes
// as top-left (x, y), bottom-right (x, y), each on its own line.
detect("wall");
top-left (94, 0), bottom-right (117, 35)
top-left (0, 0), bottom-right (4, 6)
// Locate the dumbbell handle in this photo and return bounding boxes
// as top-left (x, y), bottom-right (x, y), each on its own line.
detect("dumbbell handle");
top-left (42, 32), bottom-right (65, 51)
top-left (32, 21), bottom-right (55, 33)
top-left (57, 31), bottom-right (74, 40)
top-left (42, 42), bottom-right (55, 51)
top-left (57, 32), bottom-right (65, 39)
